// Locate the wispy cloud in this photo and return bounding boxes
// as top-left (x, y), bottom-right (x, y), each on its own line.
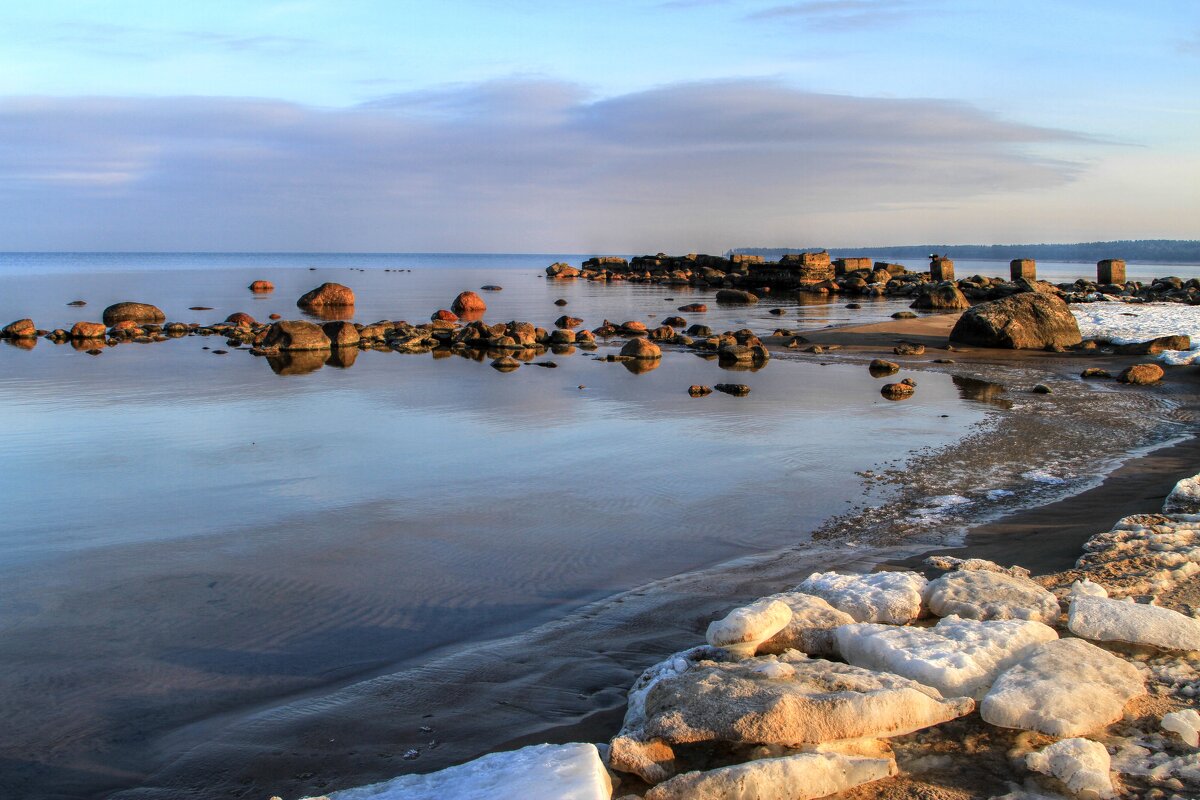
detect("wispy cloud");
top-left (747, 0), bottom-right (937, 30)
top-left (0, 79), bottom-right (1086, 251)
top-left (32, 21), bottom-right (317, 60)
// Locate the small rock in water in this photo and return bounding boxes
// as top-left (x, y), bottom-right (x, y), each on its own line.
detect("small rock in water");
top-left (1117, 363), bottom-right (1164, 385)
top-left (688, 385), bottom-right (712, 397)
top-left (881, 382), bottom-right (915, 400)
top-left (480, 285), bottom-right (502, 291)
top-left (892, 311), bottom-right (918, 319)
top-left (714, 383), bottom-right (750, 396)
top-left (189, 306), bottom-right (213, 311)
top-left (768, 307), bottom-right (786, 315)
top-left (846, 303), bottom-right (862, 309)
top-left (491, 356), bottom-right (521, 372)
top-left (893, 342), bottom-right (925, 355)
top-left (554, 298), bottom-right (568, 306)
top-left (67, 300), bottom-right (87, 306)
top-left (1080, 367), bottom-right (1112, 378)
top-left (868, 359), bottom-right (899, 376)
top-left (212, 350), bottom-right (228, 355)
top-left (1032, 384), bottom-right (1052, 394)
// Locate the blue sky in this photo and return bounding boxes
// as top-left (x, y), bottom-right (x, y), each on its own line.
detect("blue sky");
top-left (0, 0), bottom-right (1196, 251)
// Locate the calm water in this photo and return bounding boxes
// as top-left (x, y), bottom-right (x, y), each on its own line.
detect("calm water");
top-left (0, 252), bottom-right (1177, 798)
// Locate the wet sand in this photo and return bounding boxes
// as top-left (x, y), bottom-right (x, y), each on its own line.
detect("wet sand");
top-left (109, 310), bottom-right (1200, 800)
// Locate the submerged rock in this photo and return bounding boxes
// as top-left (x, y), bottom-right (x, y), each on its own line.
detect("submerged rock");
top-left (1161, 709), bottom-right (1200, 747)
top-left (924, 569), bottom-right (1061, 624)
top-left (797, 571), bottom-right (926, 625)
top-left (949, 293), bottom-right (1081, 350)
top-left (643, 752), bottom-right (896, 800)
top-left (1068, 594), bottom-right (1200, 652)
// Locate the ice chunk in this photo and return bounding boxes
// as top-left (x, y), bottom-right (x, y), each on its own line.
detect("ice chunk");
top-left (756, 591), bottom-right (855, 657)
top-left (1025, 738), bottom-right (1116, 799)
top-left (706, 597), bottom-right (792, 657)
top-left (1161, 708), bottom-right (1200, 747)
top-left (643, 752), bottom-right (896, 800)
top-left (1076, 514), bottom-right (1200, 597)
top-left (1164, 473), bottom-right (1200, 514)
top-left (797, 571), bottom-right (926, 625)
top-left (924, 569), bottom-right (1061, 624)
top-left (980, 638), bottom-right (1144, 736)
top-left (1068, 579), bottom-right (1108, 599)
top-left (1068, 595), bottom-right (1200, 652)
top-left (835, 616), bottom-right (1058, 699)
top-left (924, 556), bottom-right (1031, 578)
top-left (322, 742), bottom-right (611, 800)
top-left (1022, 469), bottom-right (1065, 485)
top-left (641, 651), bottom-right (973, 748)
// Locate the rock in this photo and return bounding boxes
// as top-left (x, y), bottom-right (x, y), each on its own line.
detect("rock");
top-left (554, 298), bottom-right (568, 306)
top-left (869, 359), bottom-right (900, 375)
top-left (979, 638), bottom-right (1144, 736)
top-left (248, 280), bottom-right (274, 293)
top-left (1068, 594), bottom-right (1200, 652)
top-left (318, 742), bottom-right (612, 799)
top-left (491, 356), bottom-right (521, 371)
top-left (70, 321), bottom-right (107, 339)
top-left (1081, 367), bottom-right (1112, 378)
top-left (102, 302), bottom-right (166, 325)
top-left (451, 291), bottom-right (487, 315)
top-left (1163, 472), bottom-right (1200, 513)
top-left (431, 309), bottom-right (458, 322)
top-left (911, 283), bottom-right (970, 311)
top-left (881, 383), bottom-right (915, 400)
top-left (892, 311), bottom-right (918, 319)
top-left (925, 557), bottom-right (1031, 578)
top-left (480, 284), bottom-right (502, 291)
top-left (620, 338), bottom-right (662, 360)
top-left (688, 385), bottom-right (712, 397)
top-left (715, 289), bottom-right (758, 304)
top-left (546, 262), bottom-right (580, 279)
top-left (225, 312), bottom-right (257, 326)
top-left (619, 320), bottom-right (647, 334)
top-left (756, 592), bottom-right (857, 658)
top-left (949, 293), bottom-right (1082, 350)
top-left (549, 328), bottom-right (575, 344)
top-left (924, 569), bottom-right (1061, 624)
top-left (322, 321), bottom-right (361, 348)
top-left (1161, 709), bottom-right (1200, 747)
top-left (1114, 334), bottom-right (1191, 355)
top-left (768, 307), bottom-right (786, 315)
top-left (555, 315), bottom-right (584, 329)
top-left (1116, 363), bottom-right (1163, 385)
top-left (640, 652), bottom-right (973, 749)
top-left (297, 283), bottom-right (354, 308)
top-left (269, 313), bottom-right (281, 320)
top-left (261, 320), bottom-right (332, 351)
top-left (661, 316), bottom-right (686, 328)
top-left (67, 300), bottom-right (86, 306)
top-left (643, 752), bottom-right (896, 800)
top-left (797, 571), bottom-right (926, 625)
top-left (1032, 383), bottom-right (1052, 394)
top-left (893, 342), bottom-right (924, 355)
top-left (835, 616), bottom-right (1059, 700)
top-left (1025, 738), bottom-right (1116, 800)
top-left (714, 383), bottom-right (750, 396)
top-left (678, 303), bottom-right (707, 312)
top-left (706, 598), bottom-right (792, 657)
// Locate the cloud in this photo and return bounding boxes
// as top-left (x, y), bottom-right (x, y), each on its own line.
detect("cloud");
top-left (35, 21), bottom-right (317, 59)
top-left (0, 79), bottom-right (1087, 251)
top-left (747, 0), bottom-right (937, 30)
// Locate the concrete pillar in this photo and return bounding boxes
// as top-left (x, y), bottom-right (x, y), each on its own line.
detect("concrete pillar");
top-left (1010, 259), bottom-right (1036, 281)
top-left (1098, 259), bottom-right (1126, 284)
top-left (930, 257), bottom-right (955, 282)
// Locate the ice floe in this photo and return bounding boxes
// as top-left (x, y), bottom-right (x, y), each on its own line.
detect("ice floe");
top-left (1072, 302), bottom-right (1200, 358)
top-left (796, 571), bottom-right (927, 625)
top-left (756, 591), bottom-right (855, 657)
top-left (1164, 473), bottom-right (1200, 514)
top-left (642, 751), bottom-right (896, 800)
top-left (924, 569), bottom-right (1061, 624)
top-left (1068, 594), bottom-right (1200, 652)
top-left (705, 597), bottom-right (792, 657)
top-left (1025, 738), bottom-right (1116, 799)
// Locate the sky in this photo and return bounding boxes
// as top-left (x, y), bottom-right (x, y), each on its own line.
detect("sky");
top-left (0, 0), bottom-right (1197, 252)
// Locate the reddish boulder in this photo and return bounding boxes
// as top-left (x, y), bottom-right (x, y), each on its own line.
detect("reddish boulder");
top-left (322, 321), bottom-right (361, 348)
top-left (432, 309), bottom-right (459, 322)
top-left (451, 291), bottom-right (487, 315)
top-left (297, 283), bottom-right (355, 308)
top-left (248, 280), bottom-right (275, 293)
top-left (102, 302), bottom-right (166, 325)
top-left (70, 321), bottom-right (107, 339)
top-left (679, 303), bottom-right (708, 313)
top-left (2, 318), bottom-right (37, 338)
top-left (620, 338), bottom-right (662, 360)
top-left (262, 320), bottom-right (332, 351)
top-left (225, 312), bottom-right (257, 327)
top-left (1117, 363), bottom-right (1164, 385)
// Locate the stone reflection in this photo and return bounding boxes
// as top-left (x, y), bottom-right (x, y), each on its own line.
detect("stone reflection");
top-left (622, 357), bottom-right (660, 375)
top-left (952, 375), bottom-right (1012, 409)
top-left (326, 346), bottom-right (359, 369)
top-left (4, 337), bottom-right (36, 351)
top-left (300, 305), bottom-right (356, 322)
top-left (266, 349), bottom-right (328, 376)
top-left (70, 338), bottom-right (106, 352)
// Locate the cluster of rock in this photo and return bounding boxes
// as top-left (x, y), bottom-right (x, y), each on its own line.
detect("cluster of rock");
top-left (288, 472), bottom-right (1200, 799)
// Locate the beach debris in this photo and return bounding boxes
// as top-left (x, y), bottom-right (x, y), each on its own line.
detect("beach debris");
top-left (1025, 738), bottom-right (1116, 799)
top-left (638, 652), bottom-right (973, 751)
top-left (924, 569), bottom-right (1061, 624)
top-left (643, 752), bottom-right (896, 800)
top-left (1116, 363), bottom-right (1164, 384)
top-left (950, 293), bottom-right (1082, 350)
top-left (798, 570), bottom-right (926, 624)
top-left (756, 591), bottom-right (855, 658)
top-left (705, 597), bottom-right (792, 657)
top-left (1068, 594), bottom-right (1200, 652)
top-left (451, 291), bottom-right (487, 315)
top-left (835, 616), bottom-right (1059, 700)
top-left (248, 280), bottom-right (274, 293)
top-left (1161, 708), bottom-right (1200, 747)
top-left (980, 638), bottom-right (1144, 736)
top-left (297, 282), bottom-right (355, 309)
top-left (301, 742), bottom-right (611, 800)
top-left (713, 383), bottom-right (750, 396)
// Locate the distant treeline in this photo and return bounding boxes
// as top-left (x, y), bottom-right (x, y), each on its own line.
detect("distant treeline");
top-left (731, 240), bottom-right (1200, 264)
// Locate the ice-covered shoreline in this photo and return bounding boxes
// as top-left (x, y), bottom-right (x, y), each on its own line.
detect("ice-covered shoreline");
top-left (1072, 301), bottom-right (1200, 364)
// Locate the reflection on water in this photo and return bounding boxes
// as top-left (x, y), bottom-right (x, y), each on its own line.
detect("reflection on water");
top-left (952, 374), bottom-right (1013, 409)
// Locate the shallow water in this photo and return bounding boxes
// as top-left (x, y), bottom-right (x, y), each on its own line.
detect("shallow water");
top-left (0, 253), bottom-right (1188, 799)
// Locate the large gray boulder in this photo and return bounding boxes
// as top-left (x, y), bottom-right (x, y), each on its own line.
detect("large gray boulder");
top-left (949, 293), bottom-right (1081, 349)
top-left (911, 283), bottom-right (970, 311)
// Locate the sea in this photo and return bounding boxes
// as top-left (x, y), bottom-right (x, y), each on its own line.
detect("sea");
top-left (0, 252), bottom-right (1195, 799)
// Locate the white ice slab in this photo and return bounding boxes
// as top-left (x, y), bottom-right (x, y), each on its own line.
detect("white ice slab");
top-left (1069, 595), bottom-right (1200, 652)
top-left (924, 569), bottom-right (1061, 624)
top-left (706, 597), bottom-right (792, 657)
top-left (1071, 302), bottom-right (1200, 352)
top-left (797, 571), bottom-right (926, 625)
top-left (643, 752), bottom-right (895, 800)
top-left (1161, 708), bottom-right (1200, 747)
top-left (1025, 738), bottom-right (1116, 799)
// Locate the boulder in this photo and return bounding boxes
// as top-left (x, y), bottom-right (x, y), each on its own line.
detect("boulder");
top-left (491, 356), bottom-right (521, 371)
top-left (949, 293), bottom-right (1081, 349)
top-left (643, 752), bottom-right (896, 800)
top-left (715, 289), bottom-right (758, 304)
top-left (834, 616), bottom-right (1059, 700)
top-left (688, 385), bottom-right (712, 397)
top-left (893, 342), bottom-right (924, 356)
top-left (881, 383), bottom-right (915, 400)
top-left (620, 320), bottom-right (647, 334)
top-left (70, 321), bottom-right (107, 339)
top-left (1025, 738), bottom-right (1116, 800)
top-left (705, 598), bottom-right (792, 657)
top-left (911, 283), bottom-right (970, 311)
top-left (979, 638), bottom-right (1144, 736)
top-left (923, 569), bottom-right (1061, 624)
top-left (869, 359), bottom-right (899, 376)
top-left (225, 312), bottom-right (257, 326)
top-left (797, 571), bottom-right (926, 625)
top-left (322, 321), bottom-right (361, 348)
top-left (451, 291), bottom-right (487, 315)
top-left (1163, 472), bottom-right (1200, 514)
top-left (248, 280), bottom-right (274, 293)
top-left (546, 262), bottom-right (580, 278)
top-left (2, 318), bottom-right (37, 338)
top-left (262, 320), bottom-right (332, 351)
top-left (431, 309), bottom-right (458, 322)
top-left (102, 302), bottom-right (166, 325)
top-left (1114, 334), bottom-right (1191, 355)
top-left (317, 742), bottom-right (611, 800)
top-left (757, 592), bottom-right (856, 657)
top-left (555, 315), bottom-right (584, 329)
top-left (297, 282), bottom-right (355, 308)
top-left (640, 652), bottom-right (973, 748)
top-left (678, 303), bottom-right (707, 313)
top-left (713, 383), bottom-right (750, 396)
top-left (1068, 595), bottom-right (1200, 652)
top-left (1081, 367), bottom-right (1112, 379)
top-left (1117, 363), bottom-right (1163, 385)
top-left (620, 338), bottom-right (662, 360)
